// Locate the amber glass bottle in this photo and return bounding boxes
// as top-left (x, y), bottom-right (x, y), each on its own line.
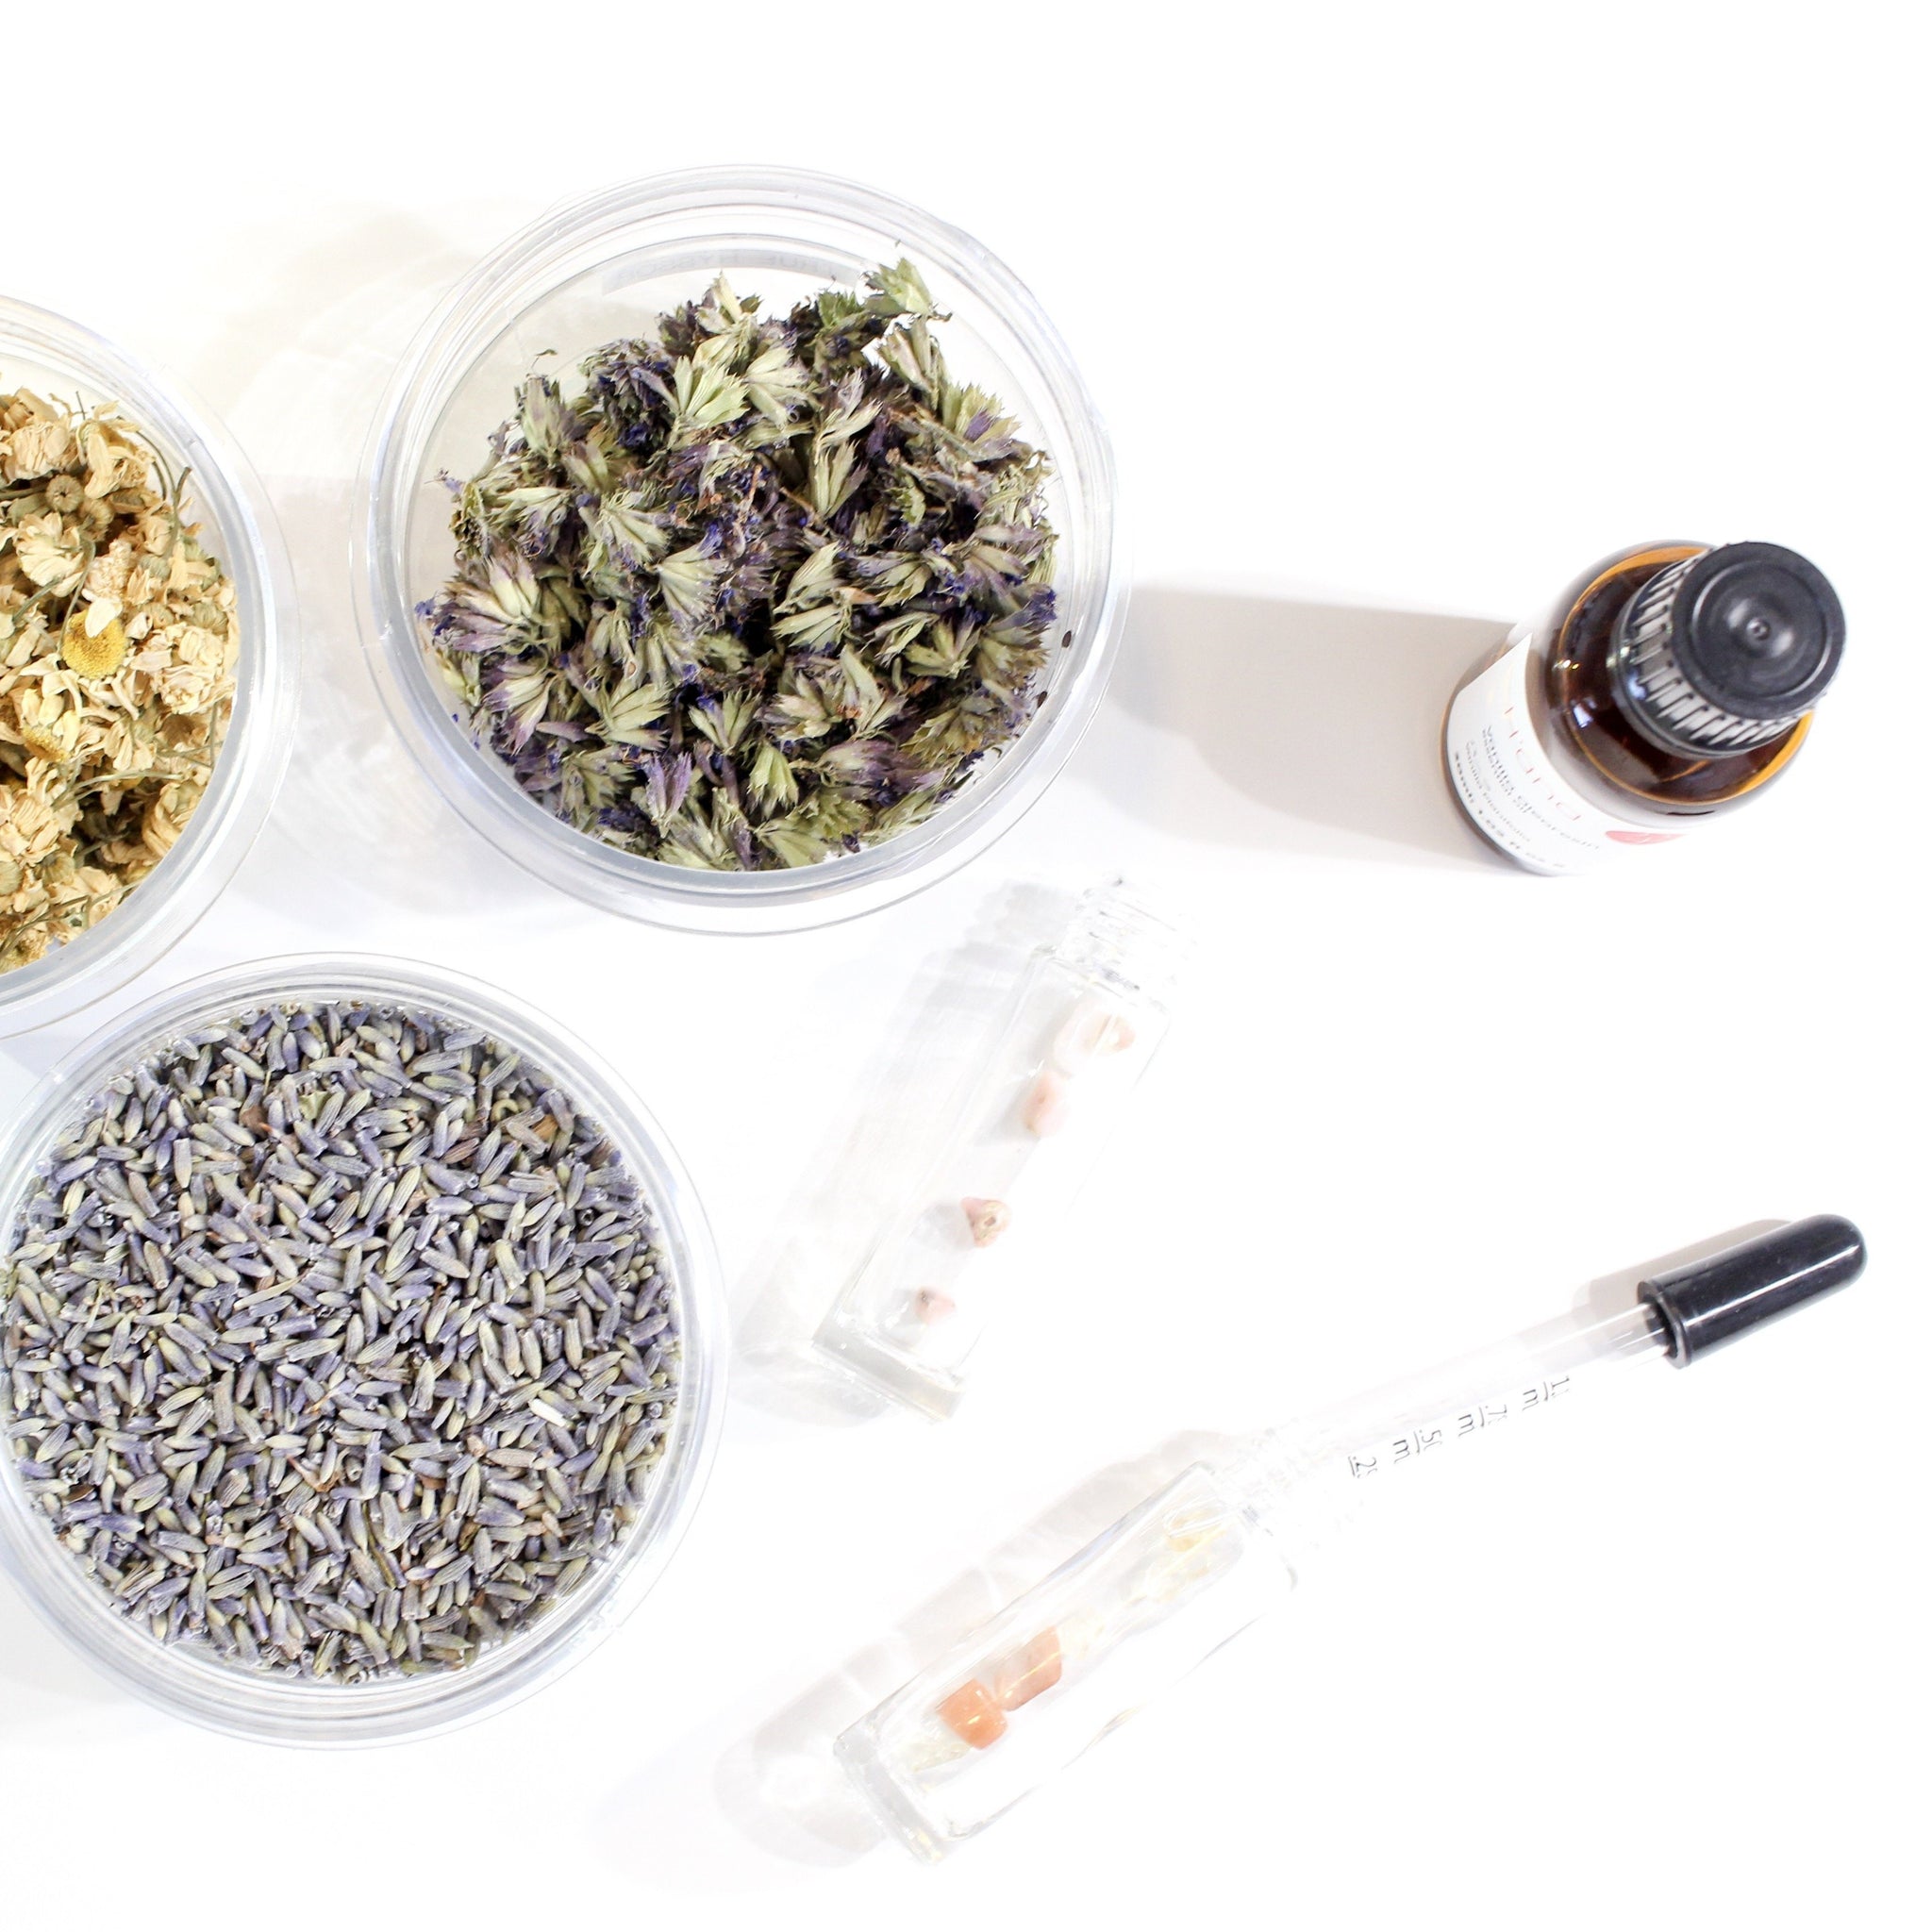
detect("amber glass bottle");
top-left (1442, 541), bottom-right (1844, 874)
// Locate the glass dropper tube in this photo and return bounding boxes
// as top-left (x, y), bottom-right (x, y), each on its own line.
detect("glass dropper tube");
top-left (835, 1217), bottom-right (1866, 1861)
top-left (1249, 1297), bottom-right (1666, 1504)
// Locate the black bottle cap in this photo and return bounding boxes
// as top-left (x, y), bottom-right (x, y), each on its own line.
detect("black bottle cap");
top-left (1610, 542), bottom-right (1846, 756)
top-left (1640, 1216), bottom-right (1866, 1365)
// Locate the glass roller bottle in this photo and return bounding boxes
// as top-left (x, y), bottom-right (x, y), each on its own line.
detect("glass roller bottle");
top-left (814, 882), bottom-right (1181, 1419)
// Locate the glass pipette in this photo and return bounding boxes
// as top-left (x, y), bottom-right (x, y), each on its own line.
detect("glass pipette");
top-left (835, 1215), bottom-right (1867, 1860)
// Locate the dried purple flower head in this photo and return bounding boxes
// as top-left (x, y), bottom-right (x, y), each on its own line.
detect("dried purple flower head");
top-left (419, 262), bottom-right (1058, 870)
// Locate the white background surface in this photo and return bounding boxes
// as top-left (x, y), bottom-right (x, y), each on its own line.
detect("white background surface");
top-left (3, 3), bottom-right (1925, 1925)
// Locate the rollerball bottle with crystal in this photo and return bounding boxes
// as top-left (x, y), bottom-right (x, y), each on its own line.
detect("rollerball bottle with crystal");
top-left (1442, 541), bottom-right (1845, 874)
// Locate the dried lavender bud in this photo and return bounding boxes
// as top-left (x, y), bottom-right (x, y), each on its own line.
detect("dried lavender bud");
top-left (418, 261), bottom-right (1058, 871)
top-left (0, 386), bottom-right (240, 973)
top-left (0, 999), bottom-right (678, 1683)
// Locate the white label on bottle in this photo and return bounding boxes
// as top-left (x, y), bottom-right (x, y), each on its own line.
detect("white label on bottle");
top-left (1445, 629), bottom-right (1680, 874)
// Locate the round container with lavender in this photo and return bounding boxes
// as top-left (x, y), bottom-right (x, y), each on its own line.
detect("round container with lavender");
top-left (0, 955), bottom-right (724, 1742)
top-left (358, 168), bottom-right (1124, 934)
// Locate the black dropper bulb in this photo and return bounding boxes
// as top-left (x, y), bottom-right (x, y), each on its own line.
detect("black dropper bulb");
top-left (1640, 1216), bottom-right (1866, 1365)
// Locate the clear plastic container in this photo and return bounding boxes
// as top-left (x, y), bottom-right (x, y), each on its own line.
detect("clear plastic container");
top-left (0, 297), bottom-right (299, 1036)
top-left (357, 168), bottom-right (1124, 934)
top-left (0, 954), bottom-right (725, 1743)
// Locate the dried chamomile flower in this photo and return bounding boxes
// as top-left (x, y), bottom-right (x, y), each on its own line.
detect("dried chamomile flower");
top-left (60, 601), bottom-right (128, 677)
top-left (418, 261), bottom-right (1058, 871)
top-left (0, 383), bottom-right (240, 974)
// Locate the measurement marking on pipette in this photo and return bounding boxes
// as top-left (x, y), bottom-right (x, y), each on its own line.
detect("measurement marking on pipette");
top-left (1347, 1376), bottom-right (1574, 1478)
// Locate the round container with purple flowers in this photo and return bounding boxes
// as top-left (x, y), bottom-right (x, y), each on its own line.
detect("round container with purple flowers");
top-left (0, 954), bottom-right (724, 1742)
top-left (358, 169), bottom-right (1124, 934)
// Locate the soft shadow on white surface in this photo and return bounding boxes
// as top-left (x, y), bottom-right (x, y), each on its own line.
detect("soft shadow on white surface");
top-left (0, 1025), bottom-right (74, 1094)
top-left (165, 209), bottom-right (492, 432)
top-left (0, 1583), bottom-right (119, 1735)
top-left (731, 879), bottom-right (1076, 1425)
top-left (595, 1427), bottom-right (1231, 1886)
top-left (231, 475), bottom-right (558, 933)
top-left (1090, 587), bottom-right (1508, 867)
top-left (204, 208), bottom-right (565, 932)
